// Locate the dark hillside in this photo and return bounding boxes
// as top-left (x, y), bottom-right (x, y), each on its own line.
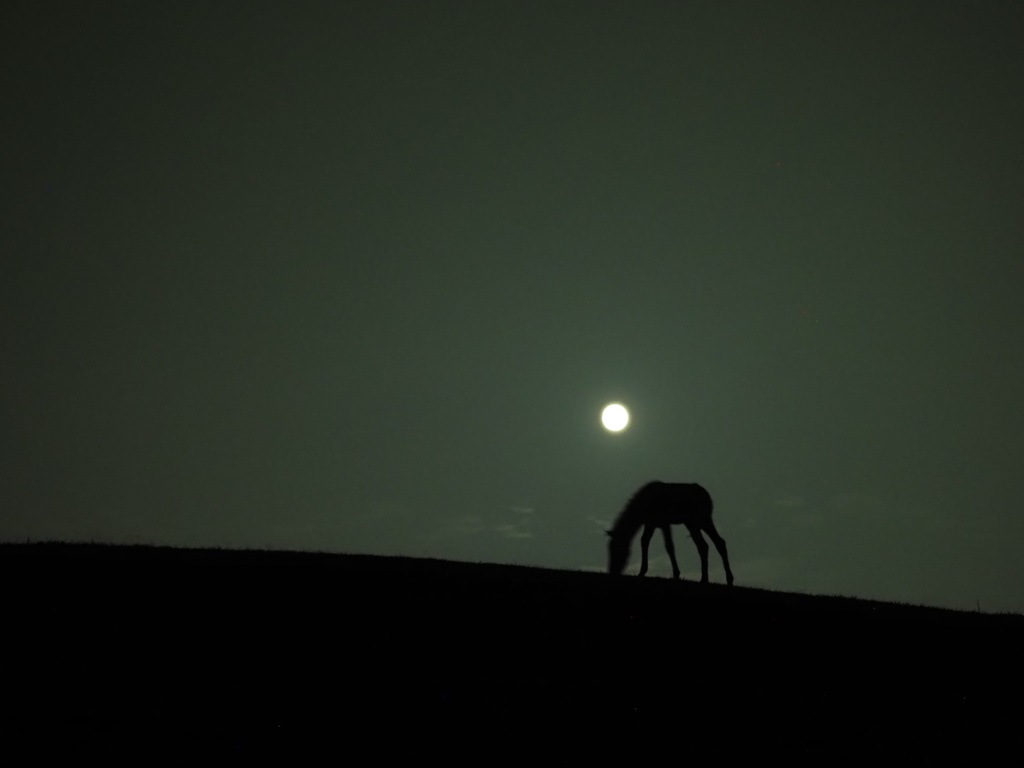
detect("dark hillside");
top-left (3, 543), bottom-right (1022, 759)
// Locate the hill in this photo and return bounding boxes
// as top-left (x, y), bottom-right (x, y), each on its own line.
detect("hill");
top-left (2, 542), bottom-right (1021, 758)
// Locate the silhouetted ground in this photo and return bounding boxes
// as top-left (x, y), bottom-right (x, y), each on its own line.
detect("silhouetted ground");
top-left (3, 542), bottom-right (1022, 760)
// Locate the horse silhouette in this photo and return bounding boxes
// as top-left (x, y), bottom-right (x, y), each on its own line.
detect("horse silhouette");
top-left (607, 481), bottom-right (734, 585)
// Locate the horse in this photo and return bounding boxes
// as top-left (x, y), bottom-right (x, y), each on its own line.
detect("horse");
top-left (607, 481), bottom-right (734, 585)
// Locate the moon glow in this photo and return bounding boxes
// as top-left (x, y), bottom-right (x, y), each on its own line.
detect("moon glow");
top-left (601, 403), bottom-right (630, 432)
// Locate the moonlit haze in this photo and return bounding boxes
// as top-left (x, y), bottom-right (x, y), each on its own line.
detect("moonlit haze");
top-left (4, 1), bottom-right (1024, 613)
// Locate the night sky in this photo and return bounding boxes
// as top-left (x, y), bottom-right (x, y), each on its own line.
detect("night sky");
top-left (5, 1), bottom-right (1024, 613)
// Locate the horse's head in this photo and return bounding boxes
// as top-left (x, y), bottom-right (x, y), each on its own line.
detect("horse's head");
top-left (607, 530), bottom-right (630, 575)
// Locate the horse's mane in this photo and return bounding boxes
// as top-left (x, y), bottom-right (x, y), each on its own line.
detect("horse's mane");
top-left (609, 481), bottom-right (662, 538)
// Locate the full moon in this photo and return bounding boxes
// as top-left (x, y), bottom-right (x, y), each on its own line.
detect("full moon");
top-left (601, 403), bottom-right (630, 432)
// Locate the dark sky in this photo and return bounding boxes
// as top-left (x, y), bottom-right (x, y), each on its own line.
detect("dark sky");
top-left (5, 1), bottom-right (1024, 612)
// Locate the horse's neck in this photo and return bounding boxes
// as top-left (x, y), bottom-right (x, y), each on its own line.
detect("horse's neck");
top-left (613, 505), bottom-right (646, 540)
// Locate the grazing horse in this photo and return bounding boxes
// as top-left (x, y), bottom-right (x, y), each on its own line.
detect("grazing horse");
top-left (607, 481), bottom-right (734, 585)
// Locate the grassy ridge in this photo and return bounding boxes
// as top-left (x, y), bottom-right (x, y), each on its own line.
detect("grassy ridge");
top-left (3, 542), bottom-right (1022, 757)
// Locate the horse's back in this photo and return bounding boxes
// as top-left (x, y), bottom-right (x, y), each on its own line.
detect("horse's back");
top-left (653, 482), bottom-right (713, 524)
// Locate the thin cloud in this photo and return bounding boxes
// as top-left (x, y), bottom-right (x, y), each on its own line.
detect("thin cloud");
top-left (495, 523), bottom-right (532, 540)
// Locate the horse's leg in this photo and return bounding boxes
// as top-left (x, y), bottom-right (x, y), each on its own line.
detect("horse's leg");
top-left (704, 520), bottom-right (734, 586)
top-left (661, 525), bottom-right (681, 579)
top-left (638, 524), bottom-right (655, 576)
top-left (687, 525), bottom-right (710, 583)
